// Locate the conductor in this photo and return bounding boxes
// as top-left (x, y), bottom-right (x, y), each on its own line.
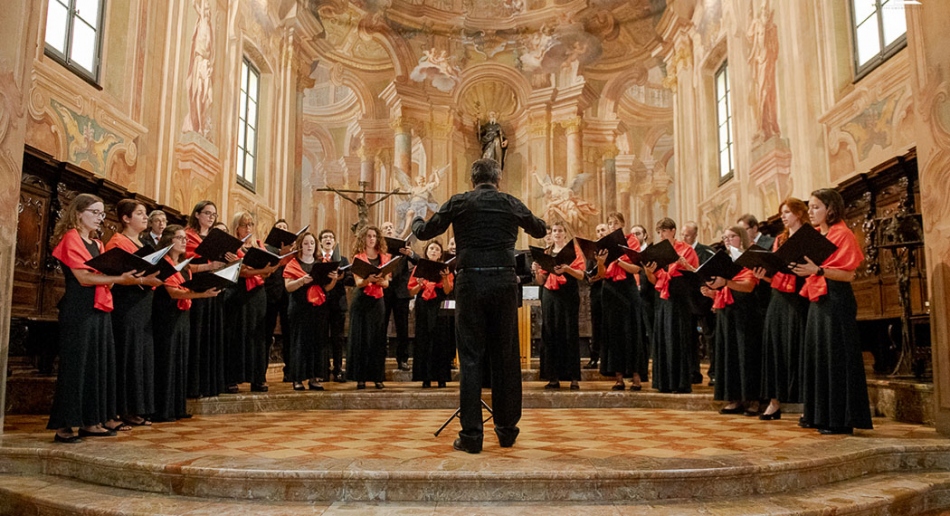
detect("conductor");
top-left (412, 158), bottom-right (547, 453)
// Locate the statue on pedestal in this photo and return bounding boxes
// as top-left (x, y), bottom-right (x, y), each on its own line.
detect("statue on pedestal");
top-left (478, 111), bottom-right (508, 169)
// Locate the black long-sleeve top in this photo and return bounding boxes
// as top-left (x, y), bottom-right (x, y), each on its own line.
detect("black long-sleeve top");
top-left (412, 183), bottom-right (547, 269)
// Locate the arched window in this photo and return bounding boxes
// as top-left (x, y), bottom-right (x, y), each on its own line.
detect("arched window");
top-left (236, 57), bottom-right (260, 190)
top-left (715, 62), bottom-right (734, 183)
top-left (45, 0), bottom-right (106, 83)
top-left (850, 0), bottom-right (908, 80)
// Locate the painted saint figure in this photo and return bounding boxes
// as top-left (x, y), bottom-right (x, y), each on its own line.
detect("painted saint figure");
top-left (182, 0), bottom-right (214, 139)
top-left (746, 0), bottom-right (780, 141)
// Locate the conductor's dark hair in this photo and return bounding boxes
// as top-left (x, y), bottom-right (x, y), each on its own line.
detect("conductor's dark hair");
top-left (471, 158), bottom-right (501, 186)
top-left (810, 188), bottom-right (847, 226)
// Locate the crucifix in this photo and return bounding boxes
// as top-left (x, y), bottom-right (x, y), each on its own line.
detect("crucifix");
top-left (318, 181), bottom-right (405, 235)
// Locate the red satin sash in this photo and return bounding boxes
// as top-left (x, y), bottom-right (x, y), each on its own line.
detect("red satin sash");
top-left (354, 252), bottom-right (390, 299)
top-left (52, 228), bottom-right (113, 312)
top-left (712, 268), bottom-right (758, 309)
top-left (283, 258), bottom-right (325, 306)
top-left (654, 240), bottom-right (699, 300)
top-left (799, 222), bottom-right (864, 301)
top-left (163, 256), bottom-right (192, 311)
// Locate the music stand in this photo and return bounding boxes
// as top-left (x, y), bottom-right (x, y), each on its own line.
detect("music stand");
top-left (434, 398), bottom-right (494, 437)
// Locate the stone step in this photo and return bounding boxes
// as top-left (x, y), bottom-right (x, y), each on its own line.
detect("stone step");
top-left (1, 457), bottom-right (950, 514)
top-left (1, 431), bottom-right (949, 504)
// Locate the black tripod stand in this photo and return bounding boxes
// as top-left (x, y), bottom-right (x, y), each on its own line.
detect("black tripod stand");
top-left (434, 399), bottom-right (493, 437)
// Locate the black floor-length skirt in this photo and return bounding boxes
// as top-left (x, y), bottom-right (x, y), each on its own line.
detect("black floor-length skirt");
top-left (225, 284), bottom-right (269, 386)
top-left (47, 273), bottom-right (117, 430)
top-left (651, 278), bottom-right (693, 393)
top-left (152, 288), bottom-right (189, 421)
top-left (348, 290), bottom-right (387, 383)
top-left (599, 276), bottom-right (640, 378)
top-left (412, 293), bottom-right (453, 383)
top-left (187, 295), bottom-right (226, 398)
top-left (540, 278), bottom-right (581, 382)
top-left (802, 280), bottom-right (873, 430)
top-left (285, 290), bottom-right (329, 382)
top-left (111, 284), bottom-right (155, 416)
top-left (713, 290), bottom-right (764, 402)
top-left (760, 288), bottom-right (809, 403)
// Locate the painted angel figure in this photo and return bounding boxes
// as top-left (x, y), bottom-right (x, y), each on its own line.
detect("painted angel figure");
top-left (394, 164), bottom-right (450, 238)
top-left (533, 169), bottom-right (599, 230)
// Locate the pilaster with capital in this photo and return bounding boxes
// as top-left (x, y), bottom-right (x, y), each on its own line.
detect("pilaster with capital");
top-left (560, 117), bottom-right (584, 180)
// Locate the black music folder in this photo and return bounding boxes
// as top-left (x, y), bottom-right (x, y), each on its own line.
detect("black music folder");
top-left (529, 240), bottom-right (577, 274)
top-left (693, 250), bottom-right (744, 283)
top-left (635, 239), bottom-right (680, 270)
top-left (152, 256), bottom-right (193, 281)
top-left (193, 228), bottom-right (246, 263)
top-left (85, 244), bottom-right (173, 277)
top-left (576, 228), bottom-right (627, 265)
top-left (242, 247), bottom-right (294, 269)
top-left (774, 223), bottom-right (838, 267)
top-left (181, 260), bottom-right (242, 292)
top-left (413, 258), bottom-right (453, 283)
top-left (735, 244), bottom-right (787, 276)
top-left (345, 255), bottom-right (405, 278)
top-left (384, 237), bottom-right (411, 253)
top-left (264, 224), bottom-right (308, 249)
top-left (305, 260), bottom-right (342, 286)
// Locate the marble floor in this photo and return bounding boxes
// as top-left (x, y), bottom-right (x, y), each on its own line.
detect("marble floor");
top-left (2, 374), bottom-right (950, 514)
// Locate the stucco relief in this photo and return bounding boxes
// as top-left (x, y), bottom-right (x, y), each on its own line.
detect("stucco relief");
top-left (50, 99), bottom-right (123, 175)
top-left (698, 183), bottom-right (738, 244)
top-left (917, 68), bottom-right (950, 263)
top-left (409, 48), bottom-right (462, 92)
top-left (0, 66), bottom-right (24, 246)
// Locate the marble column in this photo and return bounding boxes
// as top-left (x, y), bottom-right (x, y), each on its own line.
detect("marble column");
top-left (563, 117), bottom-right (583, 179)
top-left (392, 117), bottom-right (412, 180)
top-left (603, 148), bottom-right (618, 214)
top-left (906, 1), bottom-right (950, 437)
top-left (0, 0), bottom-right (38, 435)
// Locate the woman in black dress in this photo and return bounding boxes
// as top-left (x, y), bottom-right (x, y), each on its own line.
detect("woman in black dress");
top-left (348, 225), bottom-right (391, 390)
top-left (105, 199), bottom-right (164, 428)
top-left (642, 218), bottom-right (699, 393)
top-left (596, 212), bottom-right (644, 391)
top-left (408, 240), bottom-right (455, 388)
top-left (792, 189), bottom-right (872, 435)
top-left (586, 223), bottom-right (608, 371)
top-left (701, 226), bottom-right (762, 415)
top-left (47, 194), bottom-right (140, 442)
top-left (283, 232), bottom-right (341, 390)
top-left (224, 212), bottom-right (279, 393)
top-left (184, 201), bottom-right (233, 398)
top-left (532, 221), bottom-right (585, 390)
top-left (753, 198), bottom-right (811, 420)
top-left (152, 225), bottom-right (220, 422)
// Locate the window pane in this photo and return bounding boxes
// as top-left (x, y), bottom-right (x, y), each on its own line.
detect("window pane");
top-left (244, 155), bottom-right (255, 184)
top-left (74, 0), bottom-right (101, 29)
top-left (856, 18), bottom-right (882, 66)
top-left (236, 152), bottom-right (245, 180)
top-left (719, 124), bottom-right (730, 150)
top-left (237, 123), bottom-right (246, 151)
top-left (246, 127), bottom-right (256, 153)
top-left (720, 149), bottom-right (731, 177)
top-left (45, 0), bottom-right (70, 53)
top-left (248, 71), bottom-right (259, 99)
top-left (716, 72), bottom-right (726, 99)
top-left (852, 0), bottom-right (876, 26)
top-left (70, 18), bottom-right (97, 72)
top-left (247, 100), bottom-right (257, 128)
top-left (881, 1), bottom-right (907, 46)
top-left (717, 98), bottom-right (728, 123)
top-left (728, 144), bottom-right (735, 170)
top-left (241, 62), bottom-right (249, 92)
top-left (239, 96), bottom-right (247, 121)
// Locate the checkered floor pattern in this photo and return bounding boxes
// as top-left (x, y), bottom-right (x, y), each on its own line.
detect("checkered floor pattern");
top-left (3, 406), bottom-right (937, 461)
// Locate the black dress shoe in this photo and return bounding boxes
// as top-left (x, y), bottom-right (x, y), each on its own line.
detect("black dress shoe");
top-left (818, 427), bottom-right (853, 435)
top-left (293, 382), bottom-right (306, 391)
top-left (437, 381), bottom-right (446, 388)
top-left (569, 382), bottom-right (580, 390)
top-left (398, 362), bottom-right (410, 371)
top-left (251, 384), bottom-right (269, 392)
top-left (375, 382), bottom-right (385, 389)
top-left (798, 417), bottom-right (813, 428)
top-left (707, 378), bottom-right (716, 387)
top-left (334, 374), bottom-right (346, 383)
top-left (583, 360), bottom-right (599, 369)
top-left (629, 384), bottom-right (642, 391)
top-left (78, 428), bottom-right (116, 437)
top-left (308, 382), bottom-right (324, 391)
top-left (612, 383), bottom-right (625, 391)
top-left (453, 438), bottom-right (481, 454)
top-left (544, 382), bottom-right (560, 389)
top-left (759, 409), bottom-right (782, 421)
top-left (422, 381), bottom-right (432, 389)
top-left (356, 382), bottom-right (366, 390)
top-left (54, 433), bottom-right (82, 443)
top-left (719, 405), bottom-right (745, 415)
top-left (177, 413), bottom-right (193, 419)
